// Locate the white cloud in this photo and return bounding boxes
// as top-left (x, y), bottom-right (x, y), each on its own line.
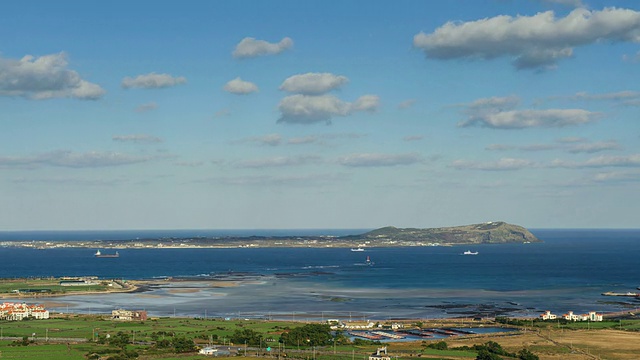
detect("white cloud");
top-left (571, 91), bottom-right (640, 106)
top-left (11, 176), bottom-right (126, 187)
top-left (223, 77), bottom-right (259, 95)
top-left (573, 90), bottom-right (640, 101)
top-left (539, 0), bottom-right (584, 7)
top-left (589, 171), bottom-right (640, 184)
top-left (214, 108), bottom-right (231, 117)
top-left (622, 50), bottom-right (640, 62)
top-left (0, 52), bottom-right (105, 100)
top-left (288, 136), bottom-right (319, 145)
top-left (413, 8), bottom-right (640, 69)
top-left (486, 143), bottom-right (559, 152)
top-left (460, 108), bottom-right (600, 129)
top-left (112, 134), bottom-right (163, 144)
top-left (338, 153), bottom-right (423, 167)
top-left (0, 150), bottom-right (151, 168)
top-left (557, 136), bottom-right (587, 143)
top-left (278, 94), bottom-right (379, 124)
top-left (352, 95), bottom-right (380, 112)
top-left (287, 133), bottom-right (367, 145)
top-left (236, 155), bottom-right (323, 168)
top-left (403, 135), bottom-right (424, 142)
top-left (568, 141), bottom-right (620, 153)
top-left (200, 173), bottom-right (345, 187)
top-left (232, 37), bottom-right (293, 59)
top-left (279, 73), bottom-right (349, 95)
top-left (135, 102), bottom-right (158, 113)
top-left (236, 134), bottom-right (283, 146)
top-left (551, 154), bottom-right (640, 168)
top-left (121, 73), bottom-right (187, 89)
top-left (398, 99), bottom-right (416, 109)
top-left (452, 158), bottom-right (537, 171)
top-left (174, 161), bottom-right (204, 167)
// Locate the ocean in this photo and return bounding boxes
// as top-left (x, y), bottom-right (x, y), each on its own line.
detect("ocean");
top-left (0, 229), bottom-right (638, 321)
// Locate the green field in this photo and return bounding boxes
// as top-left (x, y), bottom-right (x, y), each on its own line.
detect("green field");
top-left (0, 278), bottom-right (113, 295)
top-left (1, 315), bottom-right (639, 359)
top-left (0, 314), bottom-right (498, 359)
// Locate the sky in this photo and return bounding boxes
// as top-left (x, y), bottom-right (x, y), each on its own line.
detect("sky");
top-left (1, 0), bottom-right (639, 231)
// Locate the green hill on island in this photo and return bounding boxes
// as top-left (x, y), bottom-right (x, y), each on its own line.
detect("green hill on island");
top-left (353, 221), bottom-right (540, 245)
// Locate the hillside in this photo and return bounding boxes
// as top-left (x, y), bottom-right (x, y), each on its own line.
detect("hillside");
top-left (356, 221), bottom-right (540, 244)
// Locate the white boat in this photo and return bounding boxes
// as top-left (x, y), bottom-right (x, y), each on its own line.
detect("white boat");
top-left (463, 250), bottom-right (478, 255)
top-left (351, 248), bottom-right (365, 252)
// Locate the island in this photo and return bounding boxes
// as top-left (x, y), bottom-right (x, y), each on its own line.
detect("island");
top-left (0, 221), bottom-right (540, 249)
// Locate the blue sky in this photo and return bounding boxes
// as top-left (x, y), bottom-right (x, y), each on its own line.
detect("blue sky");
top-left (1, 0), bottom-right (639, 230)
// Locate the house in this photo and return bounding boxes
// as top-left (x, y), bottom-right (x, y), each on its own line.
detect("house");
top-left (199, 347), bottom-right (218, 355)
top-left (111, 309), bottom-right (148, 321)
top-left (199, 346), bottom-right (234, 356)
top-left (587, 311), bottom-right (603, 321)
top-left (561, 311), bottom-right (603, 322)
top-left (563, 311), bottom-right (582, 321)
top-left (0, 302), bottom-right (49, 321)
top-left (369, 347), bottom-right (391, 360)
top-left (540, 310), bottom-right (557, 320)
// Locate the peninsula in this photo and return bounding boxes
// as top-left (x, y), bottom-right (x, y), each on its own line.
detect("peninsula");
top-left (0, 221), bottom-right (540, 249)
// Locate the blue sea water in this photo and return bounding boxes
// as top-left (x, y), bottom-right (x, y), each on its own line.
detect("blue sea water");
top-left (0, 229), bottom-right (638, 320)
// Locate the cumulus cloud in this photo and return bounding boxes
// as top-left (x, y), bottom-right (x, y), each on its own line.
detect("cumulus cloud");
top-left (121, 72), bottom-right (187, 89)
top-left (0, 52), bottom-right (105, 100)
top-left (461, 109), bottom-right (599, 129)
top-left (338, 153), bottom-right (423, 167)
top-left (459, 96), bottom-right (600, 129)
top-left (223, 77), bottom-right (259, 95)
top-left (551, 154), bottom-right (640, 168)
top-left (278, 94), bottom-right (379, 125)
top-left (452, 158), bottom-right (537, 171)
top-left (0, 150), bottom-right (151, 168)
top-left (232, 37), bottom-right (293, 58)
top-left (112, 134), bottom-right (163, 144)
top-left (413, 7), bottom-right (640, 69)
top-left (279, 73), bottom-right (349, 95)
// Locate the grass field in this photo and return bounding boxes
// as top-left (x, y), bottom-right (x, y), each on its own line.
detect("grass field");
top-left (0, 278), bottom-right (113, 296)
top-left (0, 315), bottom-right (639, 359)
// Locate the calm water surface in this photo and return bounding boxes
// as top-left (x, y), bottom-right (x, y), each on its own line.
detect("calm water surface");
top-left (0, 229), bottom-right (638, 320)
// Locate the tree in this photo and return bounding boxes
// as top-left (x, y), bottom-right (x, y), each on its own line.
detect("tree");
top-left (426, 341), bottom-right (448, 350)
top-left (108, 332), bottom-right (131, 349)
top-left (172, 336), bottom-right (196, 353)
top-left (476, 349), bottom-right (503, 360)
top-left (279, 324), bottom-right (332, 347)
top-left (517, 348), bottom-right (539, 360)
top-left (230, 328), bottom-right (263, 346)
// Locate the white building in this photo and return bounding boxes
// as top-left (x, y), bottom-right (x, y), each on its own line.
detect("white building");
top-left (0, 302), bottom-right (49, 321)
top-left (540, 310), bottom-right (557, 320)
top-left (369, 347), bottom-right (391, 360)
top-left (199, 347), bottom-right (218, 355)
top-left (562, 311), bottom-right (603, 322)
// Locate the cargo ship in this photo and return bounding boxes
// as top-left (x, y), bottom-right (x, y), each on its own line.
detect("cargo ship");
top-left (94, 250), bottom-right (119, 258)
